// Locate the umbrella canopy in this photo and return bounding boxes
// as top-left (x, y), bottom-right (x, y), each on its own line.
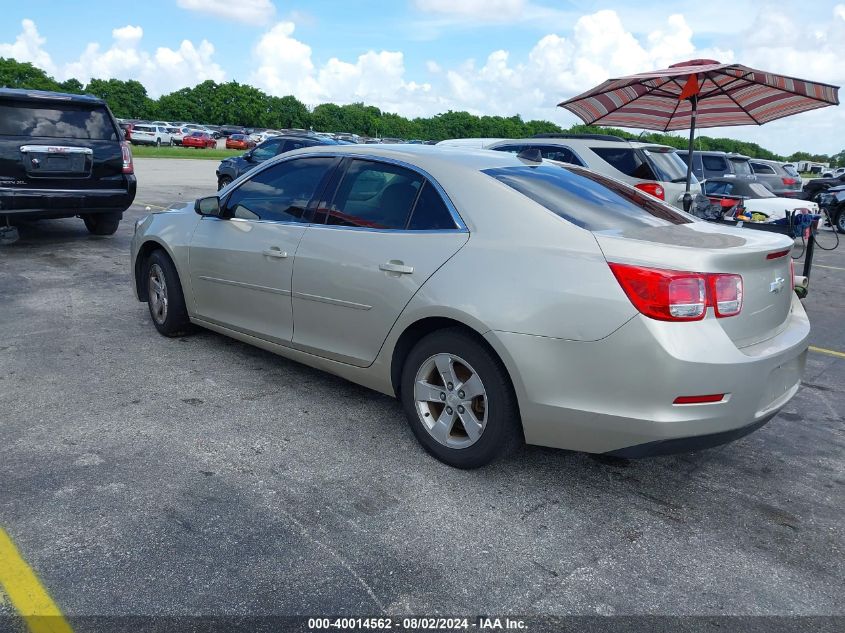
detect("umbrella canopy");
top-left (559, 59), bottom-right (839, 131)
top-left (558, 59), bottom-right (840, 197)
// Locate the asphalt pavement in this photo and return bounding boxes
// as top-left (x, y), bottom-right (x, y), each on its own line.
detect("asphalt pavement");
top-left (0, 158), bottom-right (843, 630)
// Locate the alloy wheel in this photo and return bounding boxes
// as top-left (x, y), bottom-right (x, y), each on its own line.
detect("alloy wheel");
top-left (414, 353), bottom-right (488, 449)
top-left (147, 263), bottom-right (169, 325)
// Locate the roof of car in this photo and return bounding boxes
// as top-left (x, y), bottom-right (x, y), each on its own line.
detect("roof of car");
top-left (284, 143), bottom-right (542, 173)
top-left (0, 87), bottom-right (107, 104)
top-left (490, 137), bottom-right (675, 151)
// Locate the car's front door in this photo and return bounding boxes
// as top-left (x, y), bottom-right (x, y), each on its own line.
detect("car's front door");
top-left (291, 158), bottom-right (469, 367)
top-left (189, 156), bottom-right (337, 343)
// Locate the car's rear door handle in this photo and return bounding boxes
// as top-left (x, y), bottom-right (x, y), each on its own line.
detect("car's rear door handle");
top-left (379, 261), bottom-right (414, 274)
top-left (262, 248), bottom-right (288, 259)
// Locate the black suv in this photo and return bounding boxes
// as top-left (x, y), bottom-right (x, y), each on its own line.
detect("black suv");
top-left (0, 88), bottom-right (136, 235)
top-left (216, 134), bottom-right (342, 189)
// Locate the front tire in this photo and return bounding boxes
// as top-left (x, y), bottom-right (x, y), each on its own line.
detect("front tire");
top-left (143, 250), bottom-right (191, 337)
top-left (400, 328), bottom-right (522, 469)
top-left (83, 212), bottom-right (121, 235)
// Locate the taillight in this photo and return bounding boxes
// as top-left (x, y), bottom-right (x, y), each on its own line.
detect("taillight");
top-left (608, 263), bottom-right (743, 322)
top-left (121, 140), bottom-right (134, 174)
top-left (711, 274), bottom-right (742, 317)
top-left (634, 182), bottom-right (665, 200)
top-left (782, 177), bottom-right (797, 185)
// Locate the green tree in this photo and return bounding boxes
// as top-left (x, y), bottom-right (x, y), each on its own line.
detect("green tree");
top-left (0, 57), bottom-right (60, 90)
top-left (85, 78), bottom-right (154, 119)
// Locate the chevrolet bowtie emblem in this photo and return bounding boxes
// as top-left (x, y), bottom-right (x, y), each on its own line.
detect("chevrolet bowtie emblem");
top-left (770, 277), bottom-right (786, 293)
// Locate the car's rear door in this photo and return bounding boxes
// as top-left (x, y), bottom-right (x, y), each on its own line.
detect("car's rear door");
top-left (291, 158), bottom-right (468, 366)
top-left (188, 156), bottom-right (338, 343)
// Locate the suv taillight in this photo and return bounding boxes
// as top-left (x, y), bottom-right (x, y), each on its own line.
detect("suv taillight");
top-left (608, 263), bottom-right (743, 322)
top-left (634, 182), bottom-right (665, 200)
top-left (121, 141), bottom-right (134, 174)
top-left (782, 177), bottom-right (797, 185)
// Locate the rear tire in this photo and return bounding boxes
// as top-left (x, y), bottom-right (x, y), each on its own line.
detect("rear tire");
top-left (400, 328), bottom-right (522, 469)
top-left (83, 212), bottom-right (121, 236)
top-left (835, 208), bottom-right (845, 234)
top-left (143, 250), bottom-right (191, 337)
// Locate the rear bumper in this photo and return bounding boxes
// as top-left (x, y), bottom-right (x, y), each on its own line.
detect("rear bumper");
top-left (485, 294), bottom-right (810, 455)
top-left (0, 177), bottom-right (136, 217)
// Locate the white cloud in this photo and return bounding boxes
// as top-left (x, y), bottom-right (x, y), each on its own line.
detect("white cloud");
top-left (0, 19), bottom-right (55, 75)
top-left (0, 20), bottom-right (226, 97)
top-left (176, 0), bottom-right (276, 26)
top-left (250, 21), bottom-right (432, 113)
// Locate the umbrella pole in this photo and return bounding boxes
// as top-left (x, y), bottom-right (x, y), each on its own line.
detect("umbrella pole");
top-left (685, 94), bottom-right (698, 194)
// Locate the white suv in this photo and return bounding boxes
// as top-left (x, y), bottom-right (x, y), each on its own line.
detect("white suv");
top-left (487, 134), bottom-right (705, 211)
top-left (130, 124), bottom-right (174, 147)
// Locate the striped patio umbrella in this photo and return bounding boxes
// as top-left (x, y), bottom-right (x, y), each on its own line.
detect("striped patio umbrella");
top-left (558, 59), bottom-right (840, 197)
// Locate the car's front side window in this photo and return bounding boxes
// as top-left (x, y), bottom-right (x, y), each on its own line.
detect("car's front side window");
top-left (316, 159), bottom-right (423, 229)
top-left (222, 157), bottom-right (336, 223)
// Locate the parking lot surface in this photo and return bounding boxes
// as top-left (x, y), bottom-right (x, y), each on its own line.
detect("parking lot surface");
top-left (0, 159), bottom-right (843, 624)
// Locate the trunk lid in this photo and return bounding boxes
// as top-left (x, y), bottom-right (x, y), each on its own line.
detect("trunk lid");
top-left (594, 221), bottom-right (795, 348)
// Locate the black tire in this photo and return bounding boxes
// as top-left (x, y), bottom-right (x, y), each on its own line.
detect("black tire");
top-left (143, 250), bottom-right (192, 337)
top-left (83, 212), bottom-right (121, 236)
top-left (835, 208), bottom-right (845, 234)
top-left (400, 328), bottom-right (522, 469)
top-left (217, 175), bottom-right (233, 190)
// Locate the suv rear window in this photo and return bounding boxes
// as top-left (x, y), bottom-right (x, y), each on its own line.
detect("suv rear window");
top-left (0, 102), bottom-right (118, 140)
top-left (642, 149), bottom-right (697, 183)
top-left (783, 164), bottom-right (800, 177)
top-left (590, 147), bottom-right (657, 180)
top-left (483, 164), bottom-right (692, 232)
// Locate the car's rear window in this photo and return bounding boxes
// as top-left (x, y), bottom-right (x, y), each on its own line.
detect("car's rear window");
top-left (783, 164), bottom-right (800, 177)
top-left (590, 147), bottom-right (657, 180)
top-left (0, 102), bottom-right (118, 140)
top-left (483, 164), bottom-right (693, 232)
top-left (642, 148), bottom-right (698, 184)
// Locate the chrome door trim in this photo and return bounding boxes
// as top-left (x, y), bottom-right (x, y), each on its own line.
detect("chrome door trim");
top-left (197, 275), bottom-right (291, 296)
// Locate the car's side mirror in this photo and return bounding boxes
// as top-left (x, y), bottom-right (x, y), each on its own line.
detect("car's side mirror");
top-left (195, 196), bottom-right (222, 217)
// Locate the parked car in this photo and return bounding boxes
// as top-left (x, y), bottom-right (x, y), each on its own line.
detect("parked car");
top-left (118, 121), bottom-right (134, 141)
top-left (215, 134), bottom-right (341, 189)
top-left (821, 167), bottom-right (845, 178)
top-left (0, 88), bottom-right (136, 235)
top-left (801, 172), bottom-right (845, 200)
top-left (132, 145), bottom-right (808, 468)
top-left (225, 134), bottom-right (255, 150)
top-left (487, 134), bottom-right (710, 213)
top-left (250, 130), bottom-right (279, 144)
top-left (675, 150), bottom-right (757, 183)
top-left (749, 159), bottom-right (802, 197)
top-left (436, 138), bottom-right (506, 149)
top-left (814, 185), bottom-right (845, 233)
top-left (182, 131), bottom-right (217, 149)
top-left (166, 127), bottom-right (186, 145)
top-left (130, 124), bottom-right (174, 147)
top-left (703, 178), bottom-right (819, 220)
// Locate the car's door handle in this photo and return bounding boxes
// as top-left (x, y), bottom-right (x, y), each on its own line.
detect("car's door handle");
top-left (379, 261), bottom-right (414, 274)
top-left (262, 248), bottom-right (288, 259)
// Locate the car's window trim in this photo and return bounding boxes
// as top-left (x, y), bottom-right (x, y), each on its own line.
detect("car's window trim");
top-left (236, 151), bottom-right (468, 233)
top-left (218, 155), bottom-right (341, 225)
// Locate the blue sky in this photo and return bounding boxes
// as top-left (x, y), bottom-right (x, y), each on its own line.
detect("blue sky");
top-left (2, 0), bottom-right (844, 154)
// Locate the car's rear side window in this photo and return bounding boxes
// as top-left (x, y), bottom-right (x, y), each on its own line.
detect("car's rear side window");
top-left (590, 147), bottom-right (657, 180)
top-left (751, 162), bottom-right (776, 175)
top-left (702, 155), bottom-right (728, 172)
top-left (729, 158), bottom-right (753, 175)
top-left (0, 102), bottom-right (118, 140)
top-left (483, 165), bottom-right (692, 231)
top-left (407, 181), bottom-right (457, 230)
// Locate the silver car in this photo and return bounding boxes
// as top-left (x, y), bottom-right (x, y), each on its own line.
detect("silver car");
top-left (131, 145), bottom-right (810, 468)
